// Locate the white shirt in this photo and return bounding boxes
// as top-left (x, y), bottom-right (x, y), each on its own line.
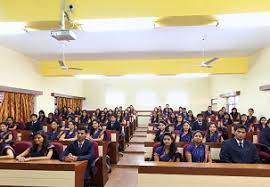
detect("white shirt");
top-left (235, 138), bottom-right (244, 148)
top-left (78, 140), bottom-right (85, 149)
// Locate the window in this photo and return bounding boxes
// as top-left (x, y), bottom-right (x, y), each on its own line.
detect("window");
top-left (105, 92), bottom-right (125, 107)
top-left (227, 96), bottom-right (239, 112)
top-left (166, 92), bottom-right (188, 108)
top-left (136, 91), bottom-right (156, 108)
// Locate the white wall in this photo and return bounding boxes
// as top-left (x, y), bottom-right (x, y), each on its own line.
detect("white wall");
top-left (0, 45), bottom-right (84, 114)
top-left (210, 46), bottom-right (270, 117)
top-left (83, 78), bottom-right (210, 114)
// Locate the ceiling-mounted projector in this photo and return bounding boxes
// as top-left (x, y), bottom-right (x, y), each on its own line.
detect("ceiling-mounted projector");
top-left (51, 30), bottom-right (77, 41)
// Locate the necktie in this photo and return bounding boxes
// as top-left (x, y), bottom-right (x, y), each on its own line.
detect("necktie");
top-left (78, 142), bottom-right (82, 149)
top-left (239, 142), bottom-right (243, 148)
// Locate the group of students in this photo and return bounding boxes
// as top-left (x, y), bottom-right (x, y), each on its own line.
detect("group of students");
top-left (0, 105), bottom-right (137, 187)
top-left (152, 104), bottom-right (270, 163)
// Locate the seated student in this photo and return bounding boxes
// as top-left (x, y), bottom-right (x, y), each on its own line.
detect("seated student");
top-left (61, 106), bottom-right (68, 119)
top-left (220, 124), bottom-right (259, 163)
top-left (167, 113), bottom-right (177, 131)
top-left (0, 142), bottom-right (15, 159)
top-left (154, 132), bottom-right (181, 162)
top-left (74, 106), bottom-right (82, 117)
top-left (247, 108), bottom-right (257, 127)
top-left (175, 115), bottom-right (185, 131)
top-left (16, 131), bottom-right (58, 162)
top-left (80, 110), bottom-right (90, 124)
top-left (176, 121), bottom-right (192, 143)
top-left (154, 121), bottom-right (168, 142)
top-left (67, 107), bottom-right (75, 120)
top-left (230, 107), bottom-right (240, 123)
top-left (239, 114), bottom-right (253, 132)
top-left (106, 115), bottom-right (122, 132)
top-left (204, 106), bottom-right (214, 118)
top-left (0, 123), bottom-right (13, 145)
top-left (192, 114), bottom-right (207, 131)
top-left (106, 110), bottom-right (113, 120)
top-left (150, 112), bottom-right (159, 125)
top-left (47, 113), bottom-right (55, 124)
top-left (25, 114), bottom-right (43, 137)
top-left (203, 123), bottom-right (222, 143)
top-left (258, 127), bottom-right (270, 158)
top-left (182, 108), bottom-right (188, 119)
top-left (186, 131), bottom-right (212, 163)
top-left (88, 120), bottom-right (105, 142)
top-left (60, 127), bottom-right (94, 187)
top-left (47, 121), bottom-right (59, 141)
top-left (59, 121), bottom-right (78, 141)
top-left (257, 117), bottom-right (269, 131)
top-left (216, 110), bottom-right (224, 122)
top-left (38, 110), bottom-right (47, 124)
top-left (5, 116), bottom-right (17, 131)
top-left (186, 110), bottom-right (195, 124)
top-left (99, 111), bottom-right (107, 124)
top-left (218, 113), bottom-right (232, 140)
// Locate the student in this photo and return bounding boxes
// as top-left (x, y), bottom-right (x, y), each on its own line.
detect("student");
top-left (150, 112), bottom-right (159, 124)
top-left (74, 106), bottom-right (82, 116)
top-left (176, 121), bottom-right (192, 143)
top-left (106, 115), bottom-right (122, 133)
top-left (99, 111), bottom-right (107, 124)
top-left (154, 132), bottom-right (181, 162)
top-left (178, 107), bottom-right (183, 115)
top-left (239, 114), bottom-right (253, 132)
top-left (67, 107), bottom-right (75, 120)
top-left (186, 110), bottom-right (195, 124)
top-left (0, 142), bottom-right (15, 159)
top-left (205, 106), bottom-right (214, 118)
top-left (258, 127), bottom-right (270, 157)
top-left (88, 120), bottom-right (105, 142)
top-left (60, 127), bottom-right (94, 187)
top-left (218, 113), bottom-right (232, 140)
top-left (247, 108), bottom-right (257, 125)
top-left (59, 121), bottom-right (78, 141)
top-left (185, 131), bottom-right (212, 163)
top-left (203, 123), bottom-right (221, 143)
top-left (192, 114), bottom-right (207, 131)
top-left (216, 110), bottom-right (224, 121)
top-left (220, 124), bottom-right (259, 163)
top-left (257, 117), bottom-right (269, 131)
top-left (106, 110), bottom-right (114, 120)
top-left (54, 108), bottom-right (61, 118)
top-left (61, 106), bottom-right (68, 119)
top-left (25, 114), bottom-right (43, 136)
top-left (80, 110), bottom-right (90, 124)
top-left (182, 108), bottom-right (188, 119)
top-left (0, 123), bottom-right (13, 145)
top-left (154, 121), bottom-right (168, 142)
top-left (38, 110), bottom-right (47, 124)
top-left (175, 115), bottom-right (184, 131)
top-left (16, 131), bottom-right (58, 162)
top-left (163, 107), bottom-right (170, 118)
top-left (47, 122), bottom-right (59, 141)
top-left (230, 107), bottom-right (240, 122)
top-left (95, 108), bottom-right (101, 119)
top-left (167, 113), bottom-right (177, 131)
top-left (47, 113), bottom-right (55, 124)
top-left (5, 116), bottom-right (17, 131)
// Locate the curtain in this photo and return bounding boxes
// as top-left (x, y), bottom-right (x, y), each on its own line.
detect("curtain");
top-left (0, 92), bottom-right (34, 123)
top-left (56, 97), bottom-right (83, 111)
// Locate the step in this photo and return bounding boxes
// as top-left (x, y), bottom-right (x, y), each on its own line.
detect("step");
top-left (130, 137), bottom-right (146, 144)
top-left (117, 153), bottom-right (145, 168)
top-left (124, 144), bottom-right (145, 153)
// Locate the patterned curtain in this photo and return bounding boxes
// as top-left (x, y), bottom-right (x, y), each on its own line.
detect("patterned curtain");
top-left (0, 92), bottom-right (34, 123)
top-left (56, 97), bottom-right (83, 111)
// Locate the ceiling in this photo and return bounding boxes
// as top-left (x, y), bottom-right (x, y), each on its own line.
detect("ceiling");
top-left (1, 0), bottom-right (270, 76)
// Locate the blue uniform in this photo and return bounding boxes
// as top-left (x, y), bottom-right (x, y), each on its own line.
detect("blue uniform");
top-left (64, 130), bottom-right (77, 139)
top-left (205, 132), bottom-right (219, 143)
top-left (155, 145), bottom-right (180, 162)
top-left (178, 131), bottom-right (192, 143)
top-left (47, 131), bottom-right (59, 141)
top-left (30, 144), bottom-right (58, 159)
top-left (186, 143), bottom-right (207, 162)
top-left (91, 129), bottom-right (104, 140)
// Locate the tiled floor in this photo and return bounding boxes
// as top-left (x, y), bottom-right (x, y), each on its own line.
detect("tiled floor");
top-left (105, 167), bottom-right (138, 187)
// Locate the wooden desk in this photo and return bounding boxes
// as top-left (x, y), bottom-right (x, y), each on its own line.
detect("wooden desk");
top-left (0, 160), bottom-right (87, 187)
top-left (138, 162), bottom-right (270, 187)
top-left (109, 131), bottom-right (119, 164)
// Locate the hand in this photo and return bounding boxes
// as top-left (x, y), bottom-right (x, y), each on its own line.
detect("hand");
top-left (71, 156), bottom-right (78, 161)
top-left (16, 156), bottom-right (26, 162)
top-left (64, 156), bottom-right (73, 162)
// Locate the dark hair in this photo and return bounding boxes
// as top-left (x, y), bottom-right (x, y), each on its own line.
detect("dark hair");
top-left (206, 123), bottom-right (217, 137)
top-left (181, 121), bottom-right (192, 134)
top-left (77, 127), bottom-right (88, 133)
top-left (32, 131), bottom-right (49, 156)
top-left (31, 114), bottom-right (38, 118)
top-left (197, 113), bottom-right (203, 118)
top-left (92, 119), bottom-right (99, 124)
top-left (7, 116), bottom-right (14, 120)
top-left (160, 132), bottom-right (177, 159)
top-left (192, 130), bottom-right (204, 138)
top-left (248, 108), bottom-right (254, 112)
top-left (234, 124), bottom-right (247, 132)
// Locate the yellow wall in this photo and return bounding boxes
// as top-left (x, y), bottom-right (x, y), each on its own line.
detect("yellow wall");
top-left (210, 45), bottom-right (270, 117)
top-left (0, 45), bottom-right (84, 114)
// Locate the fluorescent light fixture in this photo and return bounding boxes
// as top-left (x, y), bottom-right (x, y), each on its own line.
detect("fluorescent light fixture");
top-left (0, 22), bottom-right (26, 35)
top-left (78, 17), bottom-right (157, 32)
top-left (176, 73), bottom-right (209, 78)
top-left (217, 13), bottom-right (270, 28)
top-left (123, 74), bottom-right (157, 79)
top-left (74, 74), bottom-right (105, 79)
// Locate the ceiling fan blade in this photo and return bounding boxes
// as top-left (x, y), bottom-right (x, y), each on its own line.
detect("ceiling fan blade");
top-left (202, 57), bottom-right (219, 66)
top-left (67, 67), bottom-right (83, 71)
top-left (58, 60), bottom-right (66, 67)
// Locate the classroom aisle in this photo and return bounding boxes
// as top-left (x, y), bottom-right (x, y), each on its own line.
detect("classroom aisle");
top-left (105, 122), bottom-right (148, 187)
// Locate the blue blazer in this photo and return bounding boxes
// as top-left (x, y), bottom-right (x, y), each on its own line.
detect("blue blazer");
top-left (25, 121), bottom-right (43, 135)
top-left (192, 121), bottom-right (207, 131)
top-left (106, 121), bottom-right (122, 132)
top-left (220, 138), bottom-right (259, 163)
